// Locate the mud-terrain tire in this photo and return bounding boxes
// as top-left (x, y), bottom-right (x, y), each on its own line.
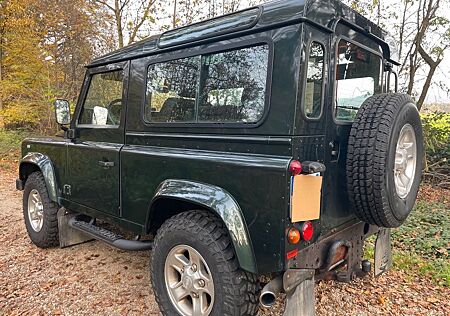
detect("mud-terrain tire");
top-left (151, 210), bottom-right (259, 316)
top-left (23, 171), bottom-right (59, 247)
top-left (347, 93), bottom-right (423, 228)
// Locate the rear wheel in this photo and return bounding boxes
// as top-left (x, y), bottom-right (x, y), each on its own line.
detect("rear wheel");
top-left (346, 93), bottom-right (423, 228)
top-left (151, 210), bottom-right (259, 316)
top-left (23, 171), bottom-right (59, 247)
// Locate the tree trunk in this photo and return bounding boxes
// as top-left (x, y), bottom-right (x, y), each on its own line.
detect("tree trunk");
top-left (173, 0), bottom-right (177, 28)
top-left (417, 44), bottom-right (444, 110)
top-left (417, 64), bottom-right (437, 109)
top-left (114, 0), bottom-right (124, 48)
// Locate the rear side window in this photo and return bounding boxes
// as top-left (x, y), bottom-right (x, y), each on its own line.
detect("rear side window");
top-left (145, 56), bottom-right (199, 123)
top-left (335, 39), bottom-right (382, 121)
top-left (144, 44), bottom-right (269, 124)
top-left (304, 42), bottom-right (325, 119)
top-left (198, 46), bottom-right (269, 123)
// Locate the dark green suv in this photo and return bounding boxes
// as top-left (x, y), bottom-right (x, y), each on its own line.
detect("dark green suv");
top-left (16, 0), bottom-right (423, 315)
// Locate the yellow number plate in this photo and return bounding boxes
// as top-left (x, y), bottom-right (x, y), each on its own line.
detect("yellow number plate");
top-left (290, 175), bottom-right (322, 222)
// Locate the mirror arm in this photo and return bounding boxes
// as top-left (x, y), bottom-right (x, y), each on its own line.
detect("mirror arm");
top-left (60, 124), bottom-right (69, 132)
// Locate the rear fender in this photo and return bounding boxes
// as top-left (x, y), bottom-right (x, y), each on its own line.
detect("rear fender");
top-left (149, 179), bottom-right (257, 274)
top-left (19, 152), bottom-right (58, 202)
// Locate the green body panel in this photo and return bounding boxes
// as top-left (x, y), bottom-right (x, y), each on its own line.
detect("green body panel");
top-left (151, 179), bottom-right (258, 273)
top-left (18, 0), bottom-right (396, 274)
top-left (20, 138), bottom-right (69, 202)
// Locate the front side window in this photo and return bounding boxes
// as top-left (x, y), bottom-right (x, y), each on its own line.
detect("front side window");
top-left (304, 42), bottom-right (325, 119)
top-left (79, 70), bottom-right (124, 126)
top-left (335, 39), bottom-right (382, 121)
top-left (144, 44), bottom-right (269, 124)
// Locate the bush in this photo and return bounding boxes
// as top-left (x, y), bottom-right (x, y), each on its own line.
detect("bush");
top-left (421, 112), bottom-right (450, 187)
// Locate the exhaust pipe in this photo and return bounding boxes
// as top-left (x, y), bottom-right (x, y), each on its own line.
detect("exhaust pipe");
top-left (259, 276), bottom-right (283, 308)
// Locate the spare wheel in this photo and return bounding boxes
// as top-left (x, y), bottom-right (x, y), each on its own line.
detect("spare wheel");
top-left (346, 93), bottom-right (423, 228)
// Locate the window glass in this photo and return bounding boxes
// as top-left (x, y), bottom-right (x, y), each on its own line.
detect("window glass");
top-left (198, 45), bottom-right (269, 123)
top-left (144, 45), bottom-right (269, 124)
top-left (79, 70), bottom-right (124, 126)
top-left (304, 42), bottom-right (325, 118)
top-left (145, 56), bottom-right (199, 122)
top-left (335, 40), bottom-right (382, 121)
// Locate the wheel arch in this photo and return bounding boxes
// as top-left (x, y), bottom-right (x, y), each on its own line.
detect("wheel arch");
top-left (19, 152), bottom-right (58, 203)
top-left (147, 179), bottom-right (258, 274)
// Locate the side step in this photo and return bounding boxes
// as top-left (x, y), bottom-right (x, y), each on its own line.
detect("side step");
top-left (68, 217), bottom-right (153, 251)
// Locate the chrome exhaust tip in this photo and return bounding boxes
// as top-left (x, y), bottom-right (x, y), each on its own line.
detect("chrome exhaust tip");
top-left (259, 276), bottom-right (283, 308)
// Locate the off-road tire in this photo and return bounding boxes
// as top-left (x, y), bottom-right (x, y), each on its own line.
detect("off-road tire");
top-left (151, 210), bottom-right (259, 316)
top-left (346, 93), bottom-right (423, 228)
top-left (23, 171), bottom-right (59, 247)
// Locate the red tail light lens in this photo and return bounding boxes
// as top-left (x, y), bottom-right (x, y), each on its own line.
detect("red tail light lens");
top-left (289, 160), bottom-right (302, 176)
top-left (301, 221), bottom-right (314, 241)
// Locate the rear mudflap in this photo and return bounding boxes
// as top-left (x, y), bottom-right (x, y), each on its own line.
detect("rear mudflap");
top-left (374, 228), bottom-right (392, 277)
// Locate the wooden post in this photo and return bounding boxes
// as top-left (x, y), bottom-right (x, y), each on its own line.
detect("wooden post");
top-left (283, 276), bottom-right (315, 316)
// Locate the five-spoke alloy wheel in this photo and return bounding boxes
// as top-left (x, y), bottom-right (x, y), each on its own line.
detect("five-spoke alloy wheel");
top-left (165, 245), bottom-right (214, 316)
top-left (27, 189), bottom-right (44, 232)
top-left (394, 124), bottom-right (417, 199)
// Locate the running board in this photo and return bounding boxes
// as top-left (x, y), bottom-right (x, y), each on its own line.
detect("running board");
top-left (68, 217), bottom-right (153, 251)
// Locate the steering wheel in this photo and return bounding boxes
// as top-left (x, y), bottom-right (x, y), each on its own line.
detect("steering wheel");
top-left (106, 98), bottom-right (122, 125)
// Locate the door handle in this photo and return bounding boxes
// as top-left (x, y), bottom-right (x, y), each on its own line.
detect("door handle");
top-left (98, 160), bottom-right (115, 168)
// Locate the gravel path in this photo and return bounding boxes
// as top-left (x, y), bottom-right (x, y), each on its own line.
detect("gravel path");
top-left (1, 170), bottom-right (448, 315)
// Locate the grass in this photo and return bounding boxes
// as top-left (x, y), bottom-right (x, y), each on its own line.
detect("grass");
top-left (392, 200), bottom-right (450, 286)
top-left (365, 200), bottom-right (450, 286)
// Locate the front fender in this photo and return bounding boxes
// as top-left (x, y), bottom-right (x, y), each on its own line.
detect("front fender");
top-left (19, 152), bottom-right (58, 203)
top-left (151, 179), bottom-right (257, 274)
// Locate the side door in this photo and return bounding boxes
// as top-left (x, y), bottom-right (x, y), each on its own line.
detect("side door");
top-left (66, 62), bottom-right (128, 216)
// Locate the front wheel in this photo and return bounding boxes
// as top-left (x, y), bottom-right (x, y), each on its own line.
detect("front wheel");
top-left (151, 210), bottom-right (259, 316)
top-left (23, 171), bottom-right (59, 248)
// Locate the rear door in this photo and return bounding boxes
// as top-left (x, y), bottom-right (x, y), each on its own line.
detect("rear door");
top-left (321, 25), bottom-right (384, 230)
top-left (66, 62), bottom-right (128, 216)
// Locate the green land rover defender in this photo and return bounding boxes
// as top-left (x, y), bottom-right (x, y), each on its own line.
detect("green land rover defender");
top-left (16, 0), bottom-right (423, 315)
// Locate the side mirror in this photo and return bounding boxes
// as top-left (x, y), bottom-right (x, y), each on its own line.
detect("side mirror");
top-left (54, 99), bottom-right (71, 125)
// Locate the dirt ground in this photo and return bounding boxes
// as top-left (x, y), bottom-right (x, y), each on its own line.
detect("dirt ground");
top-left (1, 169), bottom-right (449, 316)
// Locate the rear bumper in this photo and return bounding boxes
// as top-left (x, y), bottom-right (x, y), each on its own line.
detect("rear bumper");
top-left (288, 220), bottom-right (380, 281)
top-left (16, 178), bottom-right (24, 191)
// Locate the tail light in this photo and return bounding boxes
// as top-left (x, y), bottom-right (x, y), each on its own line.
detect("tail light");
top-left (287, 227), bottom-right (301, 244)
top-left (301, 221), bottom-right (314, 241)
top-left (289, 160), bottom-right (302, 176)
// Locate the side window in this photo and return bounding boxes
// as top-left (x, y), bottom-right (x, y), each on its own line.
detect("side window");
top-left (144, 44), bottom-right (269, 124)
top-left (198, 45), bottom-right (269, 123)
top-left (304, 42), bottom-right (325, 119)
top-left (79, 70), bottom-right (124, 126)
top-left (145, 56), bottom-right (199, 122)
top-left (335, 39), bottom-right (382, 121)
